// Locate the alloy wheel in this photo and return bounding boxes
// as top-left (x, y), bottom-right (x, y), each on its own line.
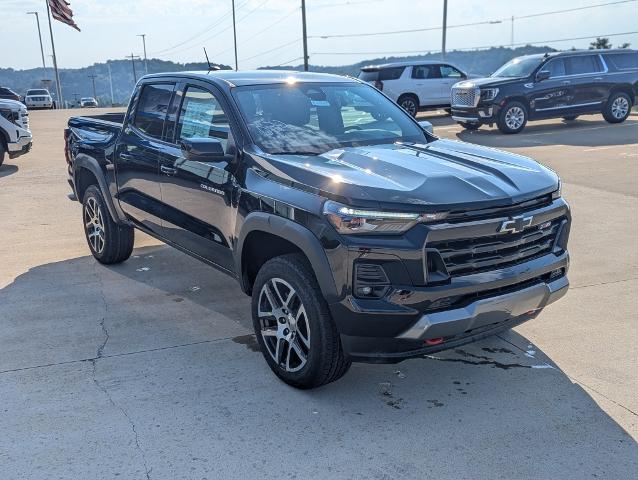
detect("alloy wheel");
top-left (611, 96), bottom-right (629, 119)
top-left (401, 98), bottom-right (417, 116)
top-left (504, 106), bottom-right (525, 130)
top-left (257, 278), bottom-right (310, 372)
top-left (84, 197), bottom-right (106, 254)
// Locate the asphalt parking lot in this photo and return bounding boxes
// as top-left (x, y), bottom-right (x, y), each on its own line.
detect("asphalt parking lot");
top-left (1, 108), bottom-right (637, 479)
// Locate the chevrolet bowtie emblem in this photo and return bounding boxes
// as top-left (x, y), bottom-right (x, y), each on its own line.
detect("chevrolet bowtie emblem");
top-left (499, 215), bottom-right (533, 234)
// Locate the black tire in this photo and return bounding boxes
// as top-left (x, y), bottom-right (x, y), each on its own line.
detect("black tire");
top-left (562, 115), bottom-right (578, 121)
top-left (251, 254), bottom-right (351, 389)
top-left (0, 142), bottom-right (5, 167)
top-left (82, 185), bottom-right (134, 264)
top-left (444, 108), bottom-right (452, 115)
top-left (497, 101), bottom-right (528, 134)
top-left (398, 94), bottom-right (419, 117)
top-left (602, 92), bottom-right (632, 124)
top-left (459, 122), bottom-right (480, 130)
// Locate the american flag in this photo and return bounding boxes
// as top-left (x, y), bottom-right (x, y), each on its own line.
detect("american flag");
top-left (48, 0), bottom-right (80, 32)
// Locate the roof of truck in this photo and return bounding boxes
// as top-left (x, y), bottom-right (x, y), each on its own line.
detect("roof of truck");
top-left (142, 70), bottom-right (355, 87)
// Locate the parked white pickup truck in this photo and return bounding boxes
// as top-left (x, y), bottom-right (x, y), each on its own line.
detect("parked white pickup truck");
top-left (0, 99), bottom-right (32, 166)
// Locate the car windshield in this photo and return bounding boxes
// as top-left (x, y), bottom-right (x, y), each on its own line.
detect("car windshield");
top-left (233, 82), bottom-right (428, 155)
top-left (27, 89), bottom-right (49, 95)
top-left (491, 57), bottom-right (542, 78)
top-left (81, 98), bottom-right (93, 102)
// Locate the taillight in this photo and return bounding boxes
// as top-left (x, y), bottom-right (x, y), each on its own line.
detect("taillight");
top-left (374, 80), bottom-right (384, 91)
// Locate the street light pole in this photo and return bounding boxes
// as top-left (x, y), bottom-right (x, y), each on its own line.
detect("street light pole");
top-left (441, 0), bottom-right (448, 59)
top-left (27, 12), bottom-right (47, 77)
top-left (231, 0), bottom-right (238, 70)
top-left (301, 0), bottom-right (309, 71)
top-left (107, 62), bottom-right (115, 106)
top-left (510, 16), bottom-right (515, 47)
top-left (137, 34), bottom-right (148, 74)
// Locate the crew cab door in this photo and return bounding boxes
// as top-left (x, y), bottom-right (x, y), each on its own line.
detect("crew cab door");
top-left (158, 81), bottom-right (238, 272)
top-left (411, 65), bottom-right (444, 106)
top-left (114, 82), bottom-right (175, 234)
top-left (563, 54), bottom-right (607, 108)
top-left (529, 58), bottom-right (574, 116)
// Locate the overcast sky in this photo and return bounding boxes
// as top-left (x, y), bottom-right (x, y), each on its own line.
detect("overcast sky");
top-left (2, 0), bottom-right (637, 70)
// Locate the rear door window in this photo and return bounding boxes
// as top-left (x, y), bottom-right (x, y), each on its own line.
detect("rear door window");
top-left (133, 83), bottom-right (175, 139)
top-left (412, 65), bottom-right (441, 79)
top-left (565, 55), bottom-right (603, 75)
top-left (604, 52), bottom-right (638, 70)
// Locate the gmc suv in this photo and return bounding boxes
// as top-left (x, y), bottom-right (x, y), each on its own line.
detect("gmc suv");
top-left (65, 70), bottom-right (571, 388)
top-left (451, 49), bottom-right (638, 133)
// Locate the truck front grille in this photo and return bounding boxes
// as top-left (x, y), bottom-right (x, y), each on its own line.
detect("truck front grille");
top-left (451, 87), bottom-right (479, 107)
top-left (428, 219), bottom-right (563, 277)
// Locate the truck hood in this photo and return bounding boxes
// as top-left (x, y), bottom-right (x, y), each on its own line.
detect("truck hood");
top-left (0, 98), bottom-right (26, 111)
top-left (254, 140), bottom-right (559, 212)
top-left (454, 77), bottom-right (527, 89)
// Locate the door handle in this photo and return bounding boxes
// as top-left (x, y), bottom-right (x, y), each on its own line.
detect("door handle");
top-left (119, 152), bottom-right (134, 161)
top-left (160, 165), bottom-right (177, 175)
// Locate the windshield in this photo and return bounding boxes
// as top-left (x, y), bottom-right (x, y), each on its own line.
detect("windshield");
top-left (27, 89), bottom-right (49, 95)
top-left (233, 82), bottom-right (427, 155)
top-left (491, 57), bottom-right (542, 78)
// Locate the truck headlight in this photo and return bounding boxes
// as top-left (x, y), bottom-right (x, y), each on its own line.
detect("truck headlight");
top-left (323, 201), bottom-right (447, 235)
top-left (552, 181), bottom-right (562, 200)
top-left (480, 88), bottom-right (499, 101)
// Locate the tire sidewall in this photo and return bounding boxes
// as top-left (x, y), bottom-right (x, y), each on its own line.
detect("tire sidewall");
top-left (399, 95), bottom-right (418, 117)
top-left (604, 92), bottom-right (632, 123)
top-left (251, 257), bottom-right (332, 387)
top-left (498, 101), bottom-right (528, 134)
top-left (82, 185), bottom-right (113, 262)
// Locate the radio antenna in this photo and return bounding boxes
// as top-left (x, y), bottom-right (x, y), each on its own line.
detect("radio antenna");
top-left (203, 47), bottom-right (212, 71)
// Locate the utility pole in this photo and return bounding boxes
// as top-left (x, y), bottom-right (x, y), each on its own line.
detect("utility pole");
top-left (301, 0), bottom-right (309, 71)
top-left (107, 62), bottom-right (115, 106)
top-left (137, 34), bottom-right (148, 74)
top-left (45, 0), bottom-right (64, 108)
top-left (27, 12), bottom-right (48, 81)
top-left (127, 53), bottom-right (140, 84)
top-left (88, 73), bottom-right (97, 100)
top-left (510, 16), bottom-right (515, 47)
top-left (441, 0), bottom-right (448, 59)
top-left (72, 92), bottom-right (80, 107)
top-left (231, 0), bottom-right (238, 70)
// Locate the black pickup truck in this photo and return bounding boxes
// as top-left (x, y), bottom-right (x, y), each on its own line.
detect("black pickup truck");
top-left (451, 49), bottom-right (638, 133)
top-left (65, 70), bottom-right (571, 388)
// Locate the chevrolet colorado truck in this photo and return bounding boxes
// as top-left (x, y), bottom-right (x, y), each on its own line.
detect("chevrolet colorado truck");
top-left (65, 70), bottom-right (571, 388)
top-left (1, 98), bottom-right (32, 166)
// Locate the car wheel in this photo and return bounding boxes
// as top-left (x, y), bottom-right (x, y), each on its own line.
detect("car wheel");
top-left (562, 115), bottom-right (578, 121)
top-left (398, 94), bottom-right (419, 117)
top-left (252, 253), bottom-right (351, 389)
top-left (0, 142), bottom-right (6, 167)
top-left (497, 101), bottom-right (528, 134)
top-left (459, 122), bottom-right (480, 130)
top-left (82, 185), bottom-right (134, 264)
top-left (603, 92), bottom-right (632, 124)
top-left (444, 108), bottom-right (452, 115)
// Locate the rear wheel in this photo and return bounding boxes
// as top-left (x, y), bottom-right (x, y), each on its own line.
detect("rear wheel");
top-left (82, 185), bottom-right (134, 264)
top-left (497, 101), bottom-right (528, 134)
top-left (252, 254), bottom-right (351, 389)
top-left (603, 92), bottom-right (632, 124)
top-left (398, 94), bottom-right (419, 117)
top-left (0, 142), bottom-right (5, 167)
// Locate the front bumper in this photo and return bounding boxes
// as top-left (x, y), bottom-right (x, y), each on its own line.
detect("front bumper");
top-left (26, 101), bottom-right (53, 109)
top-left (451, 104), bottom-right (499, 125)
top-left (8, 135), bottom-right (33, 159)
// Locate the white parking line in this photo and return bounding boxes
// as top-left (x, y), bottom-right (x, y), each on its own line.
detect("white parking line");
top-left (582, 146), bottom-right (618, 152)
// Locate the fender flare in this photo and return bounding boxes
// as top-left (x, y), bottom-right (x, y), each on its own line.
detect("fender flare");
top-left (73, 154), bottom-right (128, 224)
top-left (236, 212), bottom-right (339, 302)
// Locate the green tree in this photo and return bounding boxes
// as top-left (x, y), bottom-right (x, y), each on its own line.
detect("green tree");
top-left (619, 42), bottom-right (631, 49)
top-left (589, 37), bottom-right (613, 49)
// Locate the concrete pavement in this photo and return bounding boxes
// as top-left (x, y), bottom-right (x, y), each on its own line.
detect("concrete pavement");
top-left (1, 108), bottom-right (636, 479)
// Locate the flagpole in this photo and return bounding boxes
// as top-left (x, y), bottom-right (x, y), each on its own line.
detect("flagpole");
top-left (45, 0), bottom-right (64, 108)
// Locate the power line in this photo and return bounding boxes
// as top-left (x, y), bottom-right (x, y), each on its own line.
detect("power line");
top-left (273, 56), bottom-right (304, 67)
top-left (311, 30), bottom-right (638, 57)
top-left (240, 38), bottom-right (301, 62)
top-left (311, 0), bottom-right (638, 39)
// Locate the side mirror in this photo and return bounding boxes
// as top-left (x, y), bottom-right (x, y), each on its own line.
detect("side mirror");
top-left (536, 70), bottom-right (551, 82)
top-left (418, 120), bottom-right (434, 134)
top-left (180, 137), bottom-right (225, 161)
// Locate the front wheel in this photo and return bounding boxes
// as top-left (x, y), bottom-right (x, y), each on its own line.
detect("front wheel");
top-left (0, 142), bottom-right (5, 167)
top-left (82, 185), bottom-right (134, 264)
top-left (252, 254), bottom-right (351, 389)
top-left (497, 101), bottom-right (528, 134)
top-left (603, 92), bottom-right (632, 124)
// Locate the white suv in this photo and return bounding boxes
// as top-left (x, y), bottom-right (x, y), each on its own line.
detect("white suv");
top-left (359, 61), bottom-right (468, 116)
top-left (0, 99), bottom-right (33, 166)
top-left (24, 88), bottom-right (54, 109)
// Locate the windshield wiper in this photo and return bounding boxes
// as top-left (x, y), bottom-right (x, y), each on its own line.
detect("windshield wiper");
top-left (272, 150), bottom-right (321, 156)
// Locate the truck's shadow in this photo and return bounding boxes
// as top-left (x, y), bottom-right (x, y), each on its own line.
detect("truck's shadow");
top-left (1, 245), bottom-right (636, 478)
top-left (0, 163), bottom-right (18, 179)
